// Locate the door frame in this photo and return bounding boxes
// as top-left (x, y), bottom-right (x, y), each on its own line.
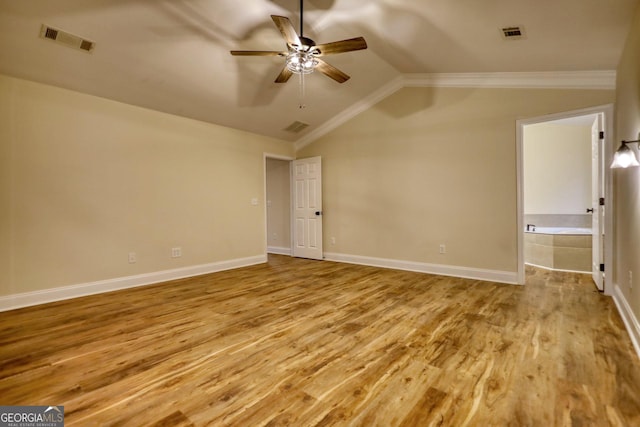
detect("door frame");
top-left (591, 114), bottom-right (605, 290)
top-left (264, 153), bottom-right (295, 256)
top-left (291, 156), bottom-right (323, 260)
top-left (515, 104), bottom-right (615, 293)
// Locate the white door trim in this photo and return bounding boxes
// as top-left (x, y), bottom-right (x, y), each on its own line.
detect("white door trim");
top-left (516, 104), bottom-right (615, 293)
top-left (591, 115), bottom-right (605, 291)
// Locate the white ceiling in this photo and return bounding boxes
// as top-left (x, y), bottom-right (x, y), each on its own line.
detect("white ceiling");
top-left (0, 0), bottom-right (637, 142)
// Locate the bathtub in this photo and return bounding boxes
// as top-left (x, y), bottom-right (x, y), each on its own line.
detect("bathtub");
top-left (526, 226), bottom-right (592, 235)
top-left (524, 227), bottom-right (592, 272)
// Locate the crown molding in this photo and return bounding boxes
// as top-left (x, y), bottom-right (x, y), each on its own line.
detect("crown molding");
top-left (295, 70), bottom-right (616, 150)
top-left (295, 75), bottom-right (404, 150)
top-left (404, 70), bottom-right (616, 89)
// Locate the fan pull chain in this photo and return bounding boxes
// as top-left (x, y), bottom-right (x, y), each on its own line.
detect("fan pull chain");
top-left (298, 72), bottom-right (306, 109)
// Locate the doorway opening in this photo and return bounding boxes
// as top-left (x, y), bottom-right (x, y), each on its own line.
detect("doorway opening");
top-left (516, 105), bottom-right (614, 293)
top-left (264, 154), bottom-right (324, 261)
top-left (265, 155), bottom-right (293, 256)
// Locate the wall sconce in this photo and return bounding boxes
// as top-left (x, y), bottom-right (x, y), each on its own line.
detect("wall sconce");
top-left (611, 139), bottom-right (640, 168)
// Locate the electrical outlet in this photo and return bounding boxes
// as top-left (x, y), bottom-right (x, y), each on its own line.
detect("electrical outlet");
top-left (128, 252), bottom-right (136, 264)
top-left (251, 198), bottom-right (258, 206)
top-left (171, 247), bottom-right (182, 258)
top-left (331, 237), bottom-right (336, 245)
top-left (439, 244), bottom-right (446, 254)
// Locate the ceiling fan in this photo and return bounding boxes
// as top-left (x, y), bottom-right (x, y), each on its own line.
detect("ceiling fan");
top-left (230, 0), bottom-right (367, 84)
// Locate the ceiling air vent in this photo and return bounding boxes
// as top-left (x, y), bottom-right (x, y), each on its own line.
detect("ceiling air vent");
top-left (284, 121), bottom-right (310, 133)
top-left (501, 26), bottom-right (525, 40)
top-left (39, 24), bottom-right (95, 53)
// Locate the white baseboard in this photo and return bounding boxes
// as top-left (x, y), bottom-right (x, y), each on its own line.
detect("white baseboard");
top-left (0, 255), bottom-right (267, 312)
top-left (323, 252), bottom-right (518, 285)
top-left (612, 284), bottom-right (640, 359)
top-left (267, 246), bottom-right (291, 256)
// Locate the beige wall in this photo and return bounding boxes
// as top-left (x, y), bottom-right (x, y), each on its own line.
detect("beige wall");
top-left (0, 74), bottom-right (294, 296)
top-left (524, 123), bottom-right (592, 215)
top-left (266, 158), bottom-right (291, 251)
top-left (298, 86), bottom-right (614, 273)
top-left (614, 4), bottom-right (640, 322)
top-left (0, 77), bottom-right (11, 293)
top-left (0, 71), bottom-right (626, 298)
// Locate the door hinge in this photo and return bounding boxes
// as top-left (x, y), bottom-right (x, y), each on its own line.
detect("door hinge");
top-left (599, 131), bottom-right (604, 139)
top-left (600, 263), bottom-right (605, 272)
top-left (599, 197), bottom-right (605, 206)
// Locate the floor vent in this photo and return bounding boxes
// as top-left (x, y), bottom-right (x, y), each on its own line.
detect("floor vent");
top-left (501, 26), bottom-right (525, 40)
top-left (284, 121), bottom-right (310, 133)
top-left (39, 24), bottom-right (95, 53)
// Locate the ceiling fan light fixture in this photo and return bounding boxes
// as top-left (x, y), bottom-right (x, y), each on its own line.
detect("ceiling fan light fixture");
top-left (286, 51), bottom-right (318, 74)
top-left (229, 4), bottom-right (367, 85)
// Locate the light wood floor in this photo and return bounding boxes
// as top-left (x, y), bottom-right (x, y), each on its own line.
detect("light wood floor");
top-left (1, 255), bottom-right (639, 426)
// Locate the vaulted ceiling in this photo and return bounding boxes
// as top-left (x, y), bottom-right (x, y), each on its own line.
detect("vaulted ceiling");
top-left (0, 0), bottom-right (637, 142)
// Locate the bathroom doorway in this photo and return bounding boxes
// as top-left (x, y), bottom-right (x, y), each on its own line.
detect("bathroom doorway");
top-left (516, 105), bottom-right (614, 293)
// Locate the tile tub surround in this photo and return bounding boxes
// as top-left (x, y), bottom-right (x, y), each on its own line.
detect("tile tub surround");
top-left (524, 214), bottom-right (592, 228)
top-left (524, 231), bottom-right (592, 272)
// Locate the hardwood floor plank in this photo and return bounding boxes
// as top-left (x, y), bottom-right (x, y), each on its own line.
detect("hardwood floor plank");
top-left (1, 256), bottom-right (639, 426)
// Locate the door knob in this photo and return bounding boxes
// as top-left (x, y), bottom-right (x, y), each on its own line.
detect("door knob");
top-left (315, 211), bottom-right (322, 216)
top-left (586, 208), bottom-right (594, 213)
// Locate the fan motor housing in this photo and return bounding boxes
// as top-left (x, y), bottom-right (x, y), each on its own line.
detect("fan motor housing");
top-left (298, 36), bottom-right (316, 49)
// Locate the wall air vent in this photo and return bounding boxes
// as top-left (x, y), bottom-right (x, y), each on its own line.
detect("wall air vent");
top-left (501, 26), bottom-right (525, 40)
top-left (39, 24), bottom-right (95, 53)
top-left (284, 121), bottom-right (310, 133)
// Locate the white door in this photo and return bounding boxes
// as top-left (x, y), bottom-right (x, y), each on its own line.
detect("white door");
top-left (591, 114), bottom-right (604, 291)
top-left (292, 156), bottom-right (323, 260)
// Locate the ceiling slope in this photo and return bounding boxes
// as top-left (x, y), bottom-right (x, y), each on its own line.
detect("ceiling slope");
top-left (0, 0), bottom-right (636, 142)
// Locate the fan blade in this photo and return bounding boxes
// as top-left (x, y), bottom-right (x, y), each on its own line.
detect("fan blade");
top-left (314, 37), bottom-right (367, 56)
top-left (275, 67), bottom-right (293, 83)
top-left (271, 15), bottom-right (301, 47)
top-left (315, 59), bottom-right (350, 83)
top-left (230, 50), bottom-right (286, 56)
